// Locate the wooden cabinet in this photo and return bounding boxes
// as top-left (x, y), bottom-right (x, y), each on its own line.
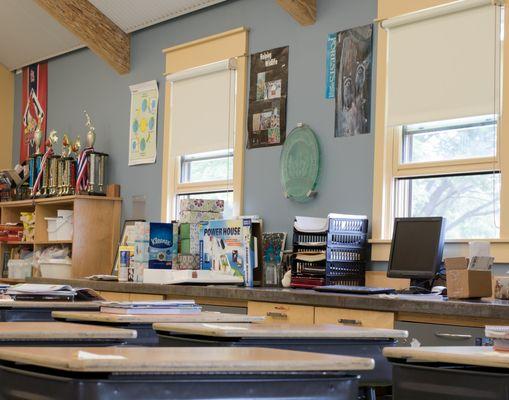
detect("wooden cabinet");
top-left (99, 292), bottom-right (164, 301)
top-left (0, 195), bottom-right (121, 278)
top-left (314, 307), bottom-right (395, 329)
top-left (248, 301), bottom-right (314, 324)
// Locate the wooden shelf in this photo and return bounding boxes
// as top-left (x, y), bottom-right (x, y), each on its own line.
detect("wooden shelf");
top-left (2, 241), bottom-right (34, 245)
top-left (35, 240), bottom-right (73, 245)
top-left (0, 195), bottom-right (121, 208)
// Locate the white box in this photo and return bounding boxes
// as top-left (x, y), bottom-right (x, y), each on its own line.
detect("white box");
top-left (7, 259), bottom-right (32, 279)
top-left (39, 259), bottom-right (72, 279)
top-left (45, 212), bottom-right (73, 241)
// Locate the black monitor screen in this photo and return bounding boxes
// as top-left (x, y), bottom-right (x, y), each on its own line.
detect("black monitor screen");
top-left (387, 217), bottom-right (445, 280)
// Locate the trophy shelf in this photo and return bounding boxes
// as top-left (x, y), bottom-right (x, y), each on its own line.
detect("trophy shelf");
top-left (0, 195), bottom-right (121, 278)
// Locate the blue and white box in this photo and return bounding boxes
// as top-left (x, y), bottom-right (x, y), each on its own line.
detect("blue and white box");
top-left (148, 222), bottom-right (177, 269)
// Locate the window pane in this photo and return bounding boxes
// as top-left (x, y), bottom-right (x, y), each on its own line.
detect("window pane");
top-left (177, 191), bottom-right (233, 219)
top-left (181, 151), bottom-right (233, 183)
top-left (402, 115), bottom-right (496, 164)
top-left (396, 173), bottom-right (500, 239)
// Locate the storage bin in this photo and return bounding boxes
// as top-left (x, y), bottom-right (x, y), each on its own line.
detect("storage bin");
top-left (39, 259), bottom-right (72, 279)
top-left (7, 259), bottom-right (32, 279)
top-left (326, 261), bottom-right (365, 286)
top-left (45, 211), bottom-right (73, 241)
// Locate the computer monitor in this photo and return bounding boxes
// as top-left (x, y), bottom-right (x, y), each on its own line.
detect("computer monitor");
top-left (387, 217), bottom-right (446, 281)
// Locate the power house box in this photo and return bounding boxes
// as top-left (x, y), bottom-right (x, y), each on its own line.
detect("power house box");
top-left (199, 219), bottom-right (258, 287)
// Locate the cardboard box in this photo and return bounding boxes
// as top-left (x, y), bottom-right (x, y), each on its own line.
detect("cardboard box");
top-left (445, 257), bottom-right (492, 299)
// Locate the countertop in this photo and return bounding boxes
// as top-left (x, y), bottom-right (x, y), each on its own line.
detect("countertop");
top-left (29, 277), bottom-right (509, 321)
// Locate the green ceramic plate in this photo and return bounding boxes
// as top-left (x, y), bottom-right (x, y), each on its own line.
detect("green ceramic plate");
top-left (280, 124), bottom-right (321, 203)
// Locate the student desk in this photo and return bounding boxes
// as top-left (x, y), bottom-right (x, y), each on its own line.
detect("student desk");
top-left (0, 322), bottom-right (136, 346)
top-left (154, 322), bottom-right (408, 392)
top-left (0, 301), bottom-right (100, 322)
top-left (0, 346), bottom-right (374, 400)
top-left (384, 346), bottom-right (509, 400)
top-left (52, 311), bottom-right (264, 346)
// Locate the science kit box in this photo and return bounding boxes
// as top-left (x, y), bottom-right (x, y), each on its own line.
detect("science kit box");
top-left (199, 219), bottom-right (257, 287)
top-left (148, 222), bottom-right (178, 269)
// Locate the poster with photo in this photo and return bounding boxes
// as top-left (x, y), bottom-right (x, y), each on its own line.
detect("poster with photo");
top-left (248, 46), bottom-right (289, 148)
top-left (129, 80), bottom-right (158, 165)
top-left (333, 24), bottom-right (373, 137)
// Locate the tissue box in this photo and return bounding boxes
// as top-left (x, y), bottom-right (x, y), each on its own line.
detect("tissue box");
top-left (180, 199), bottom-right (224, 213)
top-left (148, 222), bottom-right (178, 269)
top-left (174, 254), bottom-right (200, 270)
top-left (179, 211), bottom-right (222, 224)
top-left (445, 257), bottom-right (492, 299)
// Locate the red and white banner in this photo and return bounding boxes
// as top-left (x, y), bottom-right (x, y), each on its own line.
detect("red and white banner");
top-left (20, 62), bottom-right (48, 163)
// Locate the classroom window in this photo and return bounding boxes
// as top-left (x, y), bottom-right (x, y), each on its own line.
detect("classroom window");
top-left (161, 28), bottom-right (248, 222)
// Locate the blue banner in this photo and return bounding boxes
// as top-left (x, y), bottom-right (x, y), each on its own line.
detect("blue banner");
top-left (325, 33), bottom-right (337, 99)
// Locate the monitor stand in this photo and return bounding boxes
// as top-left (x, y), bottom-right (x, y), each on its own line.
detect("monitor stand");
top-left (397, 278), bottom-right (433, 295)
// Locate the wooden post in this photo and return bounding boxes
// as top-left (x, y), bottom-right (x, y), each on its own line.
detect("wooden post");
top-left (35, 0), bottom-right (130, 74)
top-left (277, 0), bottom-right (317, 26)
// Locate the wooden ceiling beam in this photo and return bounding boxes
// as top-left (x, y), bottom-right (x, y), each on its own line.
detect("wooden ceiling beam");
top-left (277, 0), bottom-right (316, 26)
top-left (35, 0), bottom-right (130, 74)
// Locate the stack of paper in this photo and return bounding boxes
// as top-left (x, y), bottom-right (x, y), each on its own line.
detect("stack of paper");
top-left (485, 326), bottom-right (509, 351)
top-left (100, 300), bottom-right (202, 315)
top-left (6, 284), bottom-right (77, 301)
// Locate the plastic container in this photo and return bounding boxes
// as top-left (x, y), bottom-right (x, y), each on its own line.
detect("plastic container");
top-left (39, 258), bottom-right (72, 279)
top-left (7, 259), bottom-right (32, 279)
top-left (45, 212), bottom-right (73, 241)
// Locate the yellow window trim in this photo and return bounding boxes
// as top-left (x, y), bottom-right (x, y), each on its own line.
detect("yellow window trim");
top-left (372, 0), bottom-right (509, 262)
top-left (161, 27), bottom-right (248, 221)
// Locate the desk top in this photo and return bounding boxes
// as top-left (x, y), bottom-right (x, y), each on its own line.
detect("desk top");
top-left (52, 311), bottom-right (264, 324)
top-left (154, 322), bottom-right (409, 339)
top-left (0, 322), bottom-right (136, 340)
top-left (384, 346), bottom-right (509, 369)
top-left (0, 301), bottom-right (100, 309)
top-left (0, 346), bottom-right (375, 373)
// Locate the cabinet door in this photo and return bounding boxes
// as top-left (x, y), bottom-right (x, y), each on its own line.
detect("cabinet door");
top-left (98, 291), bottom-right (130, 301)
top-left (130, 293), bottom-right (164, 301)
top-left (395, 321), bottom-right (487, 346)
top-left (314, 307), bottom-right (395, 329)
top-left (247, 301), bottom-right (314, 324)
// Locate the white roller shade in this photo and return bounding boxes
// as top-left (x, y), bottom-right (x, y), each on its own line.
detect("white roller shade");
top-left (383, 0), bottom-right (501, 126)
top-left (168, 59), bottom-right (236, 156)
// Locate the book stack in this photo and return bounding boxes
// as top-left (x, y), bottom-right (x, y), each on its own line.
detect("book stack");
top-left (100, 300), bottom-right (202, 315)
top-left (6, 284), bottom-right (77, 301)
top-left (486, 326), bottom-right (509, 350)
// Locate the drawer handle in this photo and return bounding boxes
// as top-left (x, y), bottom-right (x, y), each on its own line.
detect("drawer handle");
top-left (338, 318), bottom-right (362, 326)
top-left (275, 306), bottom-right (289, 311)
top-left (266, 312), bottom-right (288, 319)
top-left (434, 333), bottom-right (473, 340)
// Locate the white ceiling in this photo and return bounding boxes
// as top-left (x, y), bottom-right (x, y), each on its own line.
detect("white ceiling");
top-left (0, 0), bottom-right (226, 71)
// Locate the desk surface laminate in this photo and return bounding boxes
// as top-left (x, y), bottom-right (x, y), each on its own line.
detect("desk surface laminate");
top-left (0, 301), bottom-right (100, 309)
top-left (384, 346), bottom-right (509, 369)
top-left (0, 322), bottom-right (136, 340)
top-left (0, 346), bottom-right (375, 373)
top-left (52, 310), bottom-right (264, 324)
top-left (154, 322), bottom-right (408, 339)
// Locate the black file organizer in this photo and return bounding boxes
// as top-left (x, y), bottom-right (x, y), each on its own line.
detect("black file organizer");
top-left (290, 228), bottom-right (327, 288)
top-left (326, 216), bottom-right (368, 286)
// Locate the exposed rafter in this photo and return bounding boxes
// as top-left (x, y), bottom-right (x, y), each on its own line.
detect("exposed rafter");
top-left (35, 0), bottom-right (130, 74)
top-left (277, 0), bottom-right (317, 26)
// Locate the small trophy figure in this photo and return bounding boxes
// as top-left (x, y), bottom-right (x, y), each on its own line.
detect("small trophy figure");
top-left (28, 122), bottom-right (44, 192)
top-left (33, 120), bottom-right (43, 155)
top-left (61, 134), bottom-right (70, 157)
top-left (71, 136), bottom-right (81, 155)
top-left (84, 110), bottom-right (96, 148)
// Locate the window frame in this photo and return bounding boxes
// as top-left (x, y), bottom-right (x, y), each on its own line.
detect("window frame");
top-left (372, 0), bottom-right (509, 262)
top-left (161, 27), bottom-right (248, 221)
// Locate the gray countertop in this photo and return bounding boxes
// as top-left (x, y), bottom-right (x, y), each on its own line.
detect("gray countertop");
top-left (28, 277), bottom-right (509, 320)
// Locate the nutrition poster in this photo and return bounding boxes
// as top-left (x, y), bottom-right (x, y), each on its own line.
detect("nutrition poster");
top-left (129, 80), bottom-right (158, 165)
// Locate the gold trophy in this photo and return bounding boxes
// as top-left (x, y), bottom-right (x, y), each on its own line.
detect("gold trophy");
top-left (82, 111), bottom-right (108, 196)
top-left (28, 122), bottom-right (44, 193)
top-left (57, 134), bottom-right (76, 196)
top-left (40, 131), bottom-right (59, 197)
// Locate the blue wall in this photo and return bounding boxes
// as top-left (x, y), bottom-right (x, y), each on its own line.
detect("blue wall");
top-left (12, 0), bottom-right (377, 240)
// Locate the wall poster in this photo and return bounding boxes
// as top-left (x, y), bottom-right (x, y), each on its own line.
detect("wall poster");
top-left (247, 46), bottom-right (288, 149)
top-left (333, 24), bottom-right (373, 137)
top-left (20, 62), bottom-right (48, 163)
top-left (129, 80), bottom-right (158, 165)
